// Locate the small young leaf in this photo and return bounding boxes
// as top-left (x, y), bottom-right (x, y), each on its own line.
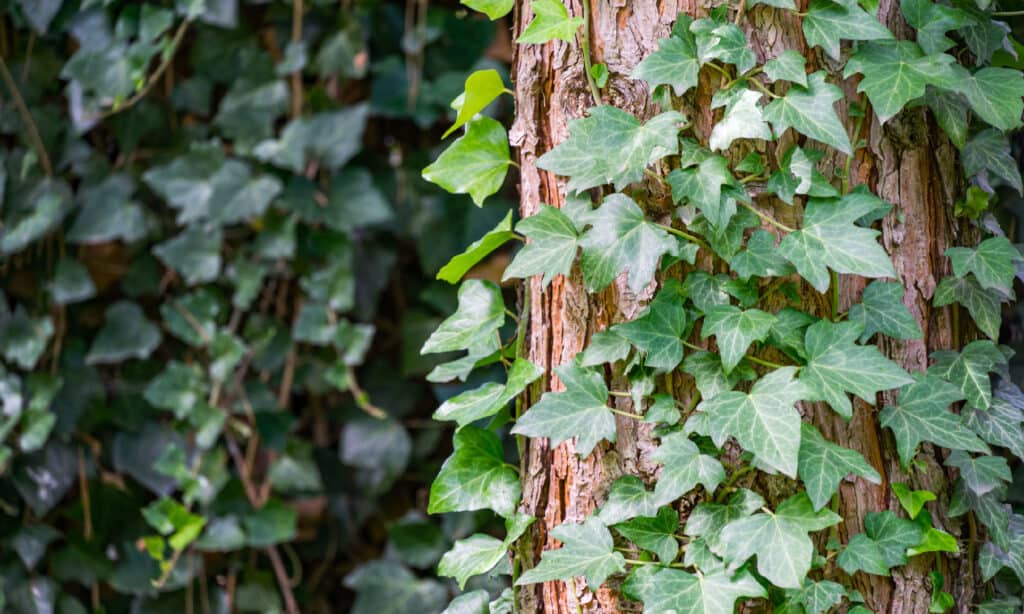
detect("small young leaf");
top-left (504, 205), bottom-right (579, 288)
top-left (614, 507), bottom-right (680, 564)
top-left (515, 516), bottom-right (625, 591)
top-left (763, 50), bottom-right (807, 86)
top-left (423, 117), bottom-right (512, 206)
top-left (438, 210), bottom-right (516, 284)
top-left (517, 0), bottom-right (584, 44)
top-left (428, 426), bottom-right (521, 517)
top-left (444, 69), bottom-right (507, 139)
top-left (803, 0), bottom-right (893, 60)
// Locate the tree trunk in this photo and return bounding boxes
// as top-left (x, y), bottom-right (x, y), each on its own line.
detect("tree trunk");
top-left (509, 1), bottom-right (975, 613)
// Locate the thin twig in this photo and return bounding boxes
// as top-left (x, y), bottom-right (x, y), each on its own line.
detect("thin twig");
top-left (577, 0), bottom-right (602, 104)
top-left (739, 201), bottom-right (794, 233)
top-left (346, 366), bottom-right (387, 419)
top-left (0, 53), bottom-right (52, 175)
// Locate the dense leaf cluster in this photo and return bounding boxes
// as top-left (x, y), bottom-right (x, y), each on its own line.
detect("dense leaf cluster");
top-left (0, 1), bottom-right (517, 612)
top-left (423, 1), bottom-right (1024, 612)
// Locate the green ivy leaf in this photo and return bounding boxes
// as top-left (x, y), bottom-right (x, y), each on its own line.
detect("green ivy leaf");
top-left (781, 581), bottom-right (847, 614)
top-left (946, 450), bottom-right (1011, 496)
top-left (909, 526), bottom-right (959, 556)
top-left (963, 386), bottom-right (1024, 459)
top-left (613, 507), bottom-right (679, 564)
top-left (764, 71), bottom-right (851, 154)
top-left (444, 69), bottom-right (506, 138)
top-left (434, 359), bottom-right (543, 426)
top-left (144, 362), bottom-right (206, 419)
top-left (684, 489), bottom-right (765, 556)
top-left (799, 320), bottom-right (913, 418)
top-left (50, 259), bottom-right (96, 305)
top-left (438, 211), bottom-right (516, 284)
top-left (719, 492), bottom-right (841, 589)
top-left (428, 426), bottom-right (520, 518)
top-left (438, 513), bottom-right (535, 588)
top-left (803, 0), bottom-right (892, 60)
top-left (612, 283), bottom-right (688, 371)
top-left (848, 510), bottom-right (924, 575)
top-left (749, 0), bottom-right (797, 8)
top-left (537, 107), bottom-right (685, 193)
top-left (953, 67), bottom-right (1024, 133)
top-left (515, 516), bottom-right (625, 591)
top-left (946, 236), bottom-right (1020, 294)
top-left (0, 310), bottom-right (53, 370)
top-left (460, 0), bottom-right (512, 19)
top-left (848, 280), bottom-right (924, 342)
top-left (579, 194), bottom-right (678, 293)
top-left (700, 367), bottom-right (809, 477)
top-left (598, 476), bottom-right (659, 524)
top-left (928, 340), bottom-right (1008, 410)
top-left (701, 305), bottom-right (776, 374)
top-left (667, 155), bottom-right (738, 229)
top-left (933, 275), bottom-right (1004, 341)
top-left (926, 89), bottom-right (970, 150)
top-left (86, 301), bottom-right (162, 365)
top-left (511, 361), bottom-right (614, 457)
top-left (631, 27), bottom-right (700, 96)
top-left (779, 194), bottom-right (897, 294)
top-left (764, 50), bottom-right (807, 86)
top-left (504, 205), bottom-right (579, 288)
top-left (709, 86), bottom-right (773, 152)
top-left (683, 351), bottom-right (756, 402)
top-left (623, 566), bottom-right (767, 614)
top-left (798, 423), bottom-right (881, 510)
top-left (580, 329), bottom-right (632, 367)
top-left (880, 375), bottom-right (990, 466)
top-left (729, 229), bottom-right (794, 280)
top-left (517, 0), bottom-right (583, 44)
top-left (690, 19), bottom-right (756, 73)
top-left (152, 226), bottom-right (223, 286)
top-left (651, 431), bottom-right (726, 506)
top-left (844, 41), bottom-right (958, 123)
top-left (422, 117), bottom-right (511, 206)
top-left (421, 280), bottom-right (505, 355)
top-left (962, 129), bottom-right (1024, 195)
top-left (901, 0), bottom-right (971, 53)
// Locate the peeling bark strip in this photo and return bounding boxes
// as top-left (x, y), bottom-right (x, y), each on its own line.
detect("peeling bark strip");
top-left (510, 1), bottom-right (975, 613)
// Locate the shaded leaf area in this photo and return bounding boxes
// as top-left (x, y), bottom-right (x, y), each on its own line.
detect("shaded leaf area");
top-left (0, 1), bottom-right (518, 612)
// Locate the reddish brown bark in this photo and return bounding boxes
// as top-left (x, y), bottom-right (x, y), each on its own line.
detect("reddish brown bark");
top-left (509, 2), bottom-right (976, 612)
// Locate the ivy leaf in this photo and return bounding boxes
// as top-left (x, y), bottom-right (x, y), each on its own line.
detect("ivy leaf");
top-left (946, 236), bottom-right (1020, 294)
top-left (768, 146), bottom-right (838, 205)
top-left (86, 301), bottom-right (162, 365)
top-left (764, 71), bottom-right (851, 155)
top-left (933, 275), bottom-right (1003, 341)
top-left (749, 0), bottom-right (797, 7)
top-left (580, 329), bottom-right (632, 367)
top-left (504, 205), bottom-right (579, 288)
top-left (516, 516), bottom-right (625, 591)
top-left (926, 88), bottom-right (970, 150)
top-left (690, 19), bottom-right (756, 73)
top-left (803, 0), bottom-right (893, 60)
top-left (778, 194), bottom-right (897, 293)
top-left (50, 259), bottom-right (96, 305)
top-left (152, 226), bottom-right (223, 286)
top-left (901, 0), bottom-right (971, 54)
top-left (421, 280), bottom-right (505, 355)
top-left (848, 280), bottom-right (923, 342)
top-left (798, 423), bottom-right (881, 510)
top-left (962, 129), bottom-right (1023, 195)
top-left (700, 367), bottom-right (809, 477)
top-left (764, 50), bottom-right (807, 86)
top-left (667, 155), bottom-right (737, 229)
top-left (945, 450), bottom-right (1012, 496)
top-left (954, 67), bottom-right (1024, 133)
top-left (719, 492), bottom-right (841, 589)
top-left (683, 351), bottom-right (756, 402)
top-left (880, 375), bottom-right (990, 467)
top-left (598, 476), bottom-right (659, 525)
top-left (517, 0), bottom-right (583, 44)
top-left (511, 361), bottom-right (614, 457)
top-left (651, 432), bottom-right (726, 506)
top-left (623, 567), bottom-right (767, 614)
top-left (438, 211), bottom-right (516, 284)
top-left (612, 283), bottom-right (687, 371)
top-left (844, 41), bottom-right (958, 123)
top-left (438, 513), bottom-right (535, 588)
top-left (578, 194), bottom-right (678, 293)
top-left (729, 229), bottom-right (794, 280)
top-left (963, 385), bottom-right (1024, 459)
top-left (434, 359), bottom-right (544, 426)
top-left (684, 489), bottom-right (765, 556)
top-left (631, 30), bottom-right (700, 96)
top-left (838, 511), bottom-right (923, 575)
top-left (781, 581), bottom-right (847, 614)
top-left (799, 320), bottom-right (913, 419)
top-left (928, 340), bottom-right (1008, 410)
top-left (428, 426), bottom-right (520, 518)
top-left (613, 507), bottom-right (679, 563)
top-left (444, 69), bottom-right (506, 138)
top-left (422, 117), bottom-right (512, 206)
top-left (709, 86), bottom-right (773, 152)
top-left (537, 107), bottom-right (685, 193)
top-left (461, 0), bottom-right (512, 19)
top-left (701, 305), bottom-right (776, 374)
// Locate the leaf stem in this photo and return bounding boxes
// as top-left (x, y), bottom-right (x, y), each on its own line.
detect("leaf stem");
top-left (609, 407), bottom-right (644, 420)
top-left (0, 53), bottom-right (52, 176)
top-left (656, 223), bottom-right (708, 248)
top-left (738, 201), bottom-right (794, 233)
top-left (992, 10), bottom-right (1024, 16)
top-left (578, 0), bottom-right (602, 104)
top-left (830, 270), bottom-right (840, 322)
top-left (745, 76), bottom-right (779, 99)
top-left (682, 340), bottom-right (793, 370)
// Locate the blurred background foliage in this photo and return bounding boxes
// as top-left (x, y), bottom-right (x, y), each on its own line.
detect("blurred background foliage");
top-left (0, 0), bottom-right (516, 612)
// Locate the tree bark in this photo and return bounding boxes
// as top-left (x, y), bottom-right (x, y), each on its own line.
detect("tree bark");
top-left (509, 2), bottom-right (976, 613)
